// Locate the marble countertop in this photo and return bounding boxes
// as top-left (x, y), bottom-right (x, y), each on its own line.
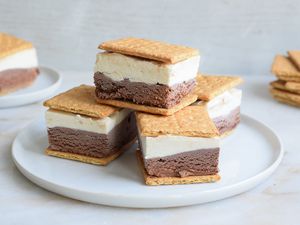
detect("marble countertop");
top-left (0, 71), bottom-right (299, 225)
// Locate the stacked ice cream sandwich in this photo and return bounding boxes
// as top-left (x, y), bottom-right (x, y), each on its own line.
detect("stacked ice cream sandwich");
top-left (94, 37), bottom-right (199, 116)
top-left (0, 33), bottom-right (39, 95)
top-left (43, 85), bottom-right (137, 165)
top-left (270, 52), bottom-right (300, 107)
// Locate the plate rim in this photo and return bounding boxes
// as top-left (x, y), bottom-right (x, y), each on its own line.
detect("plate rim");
top-left (11, 114), bottom-right (284, 208)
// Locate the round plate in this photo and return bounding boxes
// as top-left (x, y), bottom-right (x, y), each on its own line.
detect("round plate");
top-left (12, 114), bottom-right (283, 208)
top-left (0, 67), bottom-right (61, 108)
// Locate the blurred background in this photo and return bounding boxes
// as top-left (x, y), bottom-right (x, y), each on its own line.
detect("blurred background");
top-left (1, 0), bottom-right (300, 75)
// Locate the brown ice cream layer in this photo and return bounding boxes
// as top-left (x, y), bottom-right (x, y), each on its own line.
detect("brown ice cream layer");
top-left (144, 148), bottom-right (219, 178)
top-left (47, 113), bottom-right (137, 158)
top-left (0, 68), bottom-right (39, 95)
top-left (94, 72), bottom-right (196, 108)
top-left (213, 107), bottom-right (240, 135)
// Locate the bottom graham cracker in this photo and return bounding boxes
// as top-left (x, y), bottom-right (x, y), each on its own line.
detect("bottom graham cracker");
top-left (270, 87), bottom-right (300, 107)
top-left (136, 150), bottom-right (220, 186)
top-left (95, 94), bottom-right (198, 116)
top-left (46, 138), bottom-right (137, 166)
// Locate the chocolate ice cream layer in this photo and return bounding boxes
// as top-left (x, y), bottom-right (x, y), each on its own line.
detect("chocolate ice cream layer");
top-left (213, 107), bottom-right (240, 134)
top-left (47, 113), bottom-right (137, 158)
top-left (94, 72), bottom-right (196, 108)
top-left (144, 148), bottom-right (219, 178)
top-left (0, 68), bottom-right (39, 95)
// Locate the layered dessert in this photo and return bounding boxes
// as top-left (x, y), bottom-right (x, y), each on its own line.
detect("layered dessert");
top-left (136, 105), bottom-right (220, 185)
top-left (193, 75), bottom-right (243, 136)
top-left (43, 85), bottom-right (137, 165)
top-left (0, 33), bottom-right (39, 95)
top-left (94, 37), bottom-right (199, 116)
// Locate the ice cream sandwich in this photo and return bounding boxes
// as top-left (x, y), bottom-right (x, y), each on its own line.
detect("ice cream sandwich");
top-left (135, 105), bottom-right (220, 185)
top-left (0, 33), bottom-right (39, 95)
top-left (43, 85), bottom-right (137, 165)
top-left (94, 37), bottom-right (199, 116)
top-left (193, 75), bottom-right (243, 136)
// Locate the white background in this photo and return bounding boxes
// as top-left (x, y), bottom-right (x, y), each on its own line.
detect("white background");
top-left (1, 0), bottom-right (300, 74)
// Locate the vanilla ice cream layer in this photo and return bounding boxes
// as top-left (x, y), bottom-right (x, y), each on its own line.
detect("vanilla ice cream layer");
top-left (94, 52), bottom-right (200, 86)
top-left (139, 134), bottom-right (220, 159)
top-left (207, 88), bottom-right (242, 119)
top-left (0, 48), bottom-right (38, 72)
top-left (45, 108), bottom-right (131, 134)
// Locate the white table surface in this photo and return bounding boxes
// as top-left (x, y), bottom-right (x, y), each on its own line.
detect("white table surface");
top-left (0, 71), bottom-right (299, 225)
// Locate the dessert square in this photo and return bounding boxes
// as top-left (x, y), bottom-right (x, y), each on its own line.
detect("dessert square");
top-left (193, 75), bottom-right (242, 136)
top-left (44, 85), bottom-right (137, 165)
top-left (135, 105), bottom-right (220, 185)
top-left (94, 37), bottom-right (200, 110)
top-left (0, 33), bottom-right (39, 95)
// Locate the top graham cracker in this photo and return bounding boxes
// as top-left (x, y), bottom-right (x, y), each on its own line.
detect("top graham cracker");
top-left (99, 37), bottom-right (199, 64)
top-left (288, 50), bottom-right (300, 71)
top-left (43, 85), bottom-right (118, 118)
top-left (193, 74), bottom-right (243, 101)
top-left (0, 33), bottom-right (33, 59)
top-left (271, 55), bottom-right (300, 77)
top-left (136, 105), bottom-right (219, 138)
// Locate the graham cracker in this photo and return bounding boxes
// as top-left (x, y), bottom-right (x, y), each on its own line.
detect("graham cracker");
top-left (136, 104), bottom-right (219, 137)
top-left (95, 93), bottom-right (198, 116)
top-left (99, 37), bottom-right (199, 64)
top-left (271, 95), bottom-right (300, 107)
top-left (44, 85), bottom-right (118, 118)
top-left (270, 80), bottom-right (300, 94)
top-left (270, 87), bottom-right (300, 105)
top-left (285, 81), bottom-right (300, 90)
top-left (275, 75), bottom-right (300, 82)
top-left (136, 150), bottom-right (220, 185)
top-left (0, 33), bottom-right (33, 59)
top-left (271, 55), bottom-right (300, 79)
top-left (45, 138), bottom-right (137, 166)
top-left (193, 74), bottom-right (243, 100)
top-left (288, 50), bottom-right (300, 70)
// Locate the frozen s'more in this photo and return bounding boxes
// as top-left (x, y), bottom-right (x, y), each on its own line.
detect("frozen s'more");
top-left (193, 75), bottom-right (243, 136)
top-left (43, 85), bottom-right (137, 165)
top-left (136, 105), bottom-right (220, 185)
top-left (0, 33), bottom-right (39, 95)
top-left (94, 37), bottom-right (199, 115)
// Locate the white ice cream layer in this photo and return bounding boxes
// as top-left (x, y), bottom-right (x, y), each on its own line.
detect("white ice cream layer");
top-left (139, 134), bottom-right (220, 159)
top-left (45, 108), bottom-right (131, 134)
top-left (207, 88), bottom-right (242, 119)
top-left (0, 48), bottom-right (38, 72)
top-left (94, 52), bottom-right (200, 86)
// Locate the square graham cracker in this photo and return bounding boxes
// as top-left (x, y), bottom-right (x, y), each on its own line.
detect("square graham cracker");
top-left (288, 50), bottom-right (300, 70)
top-left (44, 85), bottom-right (118, 118)
top-left (0, 33), bottom-right (33, 59)
top-left (95, 93), bottom-right (198, 116)
top-left (271, 55), bottom-right (300, 80)
top-left (270, 80), bottom-right (300, 94)
top-left (193, 74), bottom-right (243, 101)
top-left (136, 105), bottom-right (219, 137)
top-left (270, 87), bottom-right (300, 107)
top-left (45, 138), bottom-right (137, 166)
top-left (136, 150), bottom-right (220, 185)
top-left (99, 37), bottom-right (199, 64)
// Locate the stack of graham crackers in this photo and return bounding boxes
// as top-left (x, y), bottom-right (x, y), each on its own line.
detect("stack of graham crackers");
top-left (270, 51), bottom-right (300, 107)
top-left (43, 37), bottom-right (243, 186)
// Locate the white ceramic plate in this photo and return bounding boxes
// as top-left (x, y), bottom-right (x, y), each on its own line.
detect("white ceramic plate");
top-left (12, 114), bottom-right (283, 208)
top-left (0, 67), bottom-right (61, 108)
